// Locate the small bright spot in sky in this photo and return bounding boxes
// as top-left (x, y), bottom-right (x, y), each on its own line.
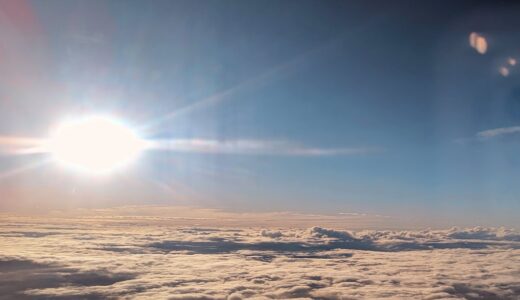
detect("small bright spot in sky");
top-left (499, 66), bottom-right (510, 77)
top-left (46, 116), bottom-right (145, 173)
top-left (469, 32), bottom-right (487, 54)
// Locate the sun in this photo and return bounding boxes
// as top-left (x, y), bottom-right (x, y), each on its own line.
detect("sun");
top-left (47, 116), bottom-right (145, 173)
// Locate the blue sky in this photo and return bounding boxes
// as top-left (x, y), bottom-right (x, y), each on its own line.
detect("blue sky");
top-left (0, 0), bottom-right (519, 226)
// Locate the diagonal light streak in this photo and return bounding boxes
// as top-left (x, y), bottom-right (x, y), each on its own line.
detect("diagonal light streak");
top-left (139, 14), bottom-right (387, 134)
top-left (0, 158), bottom-right (51, 181)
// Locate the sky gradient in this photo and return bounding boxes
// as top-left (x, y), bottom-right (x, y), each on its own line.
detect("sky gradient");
top-left (0, 0), bottom-right (520, 227)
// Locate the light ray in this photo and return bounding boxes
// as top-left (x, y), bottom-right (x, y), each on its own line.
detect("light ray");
top-left (139, 15), bottom-right (386, 134)
top-left (0, 159), bottom-right (51, 181)
top-left (138, 56), bottom-right (306, 134)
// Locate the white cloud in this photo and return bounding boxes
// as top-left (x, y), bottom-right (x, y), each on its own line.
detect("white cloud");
top-left (308, 226), bottom-right (356, 241)
top-left (455, 126), bottom-right (520, 144)
top-left (476, 126), bottom-right (520, 139)
top-left (260, 230), bottom-right (283, 239)
top-left (447, 226), bottom-right (520, 241)
top-left (0, 210), bottom-right (519, 299)
top-left (147, 139), bottom-right (380, 156)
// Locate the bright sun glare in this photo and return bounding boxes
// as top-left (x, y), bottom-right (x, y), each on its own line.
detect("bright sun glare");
top-left (47, 116), bottom-right (145, 173)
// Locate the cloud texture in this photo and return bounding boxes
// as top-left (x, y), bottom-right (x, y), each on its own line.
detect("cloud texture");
top-left (0, 209), bottom-right (519, 299)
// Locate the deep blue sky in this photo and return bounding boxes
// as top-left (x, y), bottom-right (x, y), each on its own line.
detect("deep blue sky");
top-left (1, 0), bottom-right (520, 226)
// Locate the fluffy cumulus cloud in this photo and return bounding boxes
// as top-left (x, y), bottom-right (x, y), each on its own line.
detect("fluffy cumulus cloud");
top-left (0, 209), bottom-right (519, 299)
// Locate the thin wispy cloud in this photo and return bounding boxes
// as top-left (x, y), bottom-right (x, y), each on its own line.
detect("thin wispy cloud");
top-left (455, 126), bottom-right (520, 144)
top-left (476, 126), bottom-right (520, 139)
top-left (146, 139), bottom-right (381, 156)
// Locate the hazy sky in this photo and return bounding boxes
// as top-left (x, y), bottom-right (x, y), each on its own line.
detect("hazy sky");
top-left (0, 0), bottom-right (520, 226)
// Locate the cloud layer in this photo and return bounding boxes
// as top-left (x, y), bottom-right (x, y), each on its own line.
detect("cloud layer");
top-left (1, 211), bottom-right (519, 299)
